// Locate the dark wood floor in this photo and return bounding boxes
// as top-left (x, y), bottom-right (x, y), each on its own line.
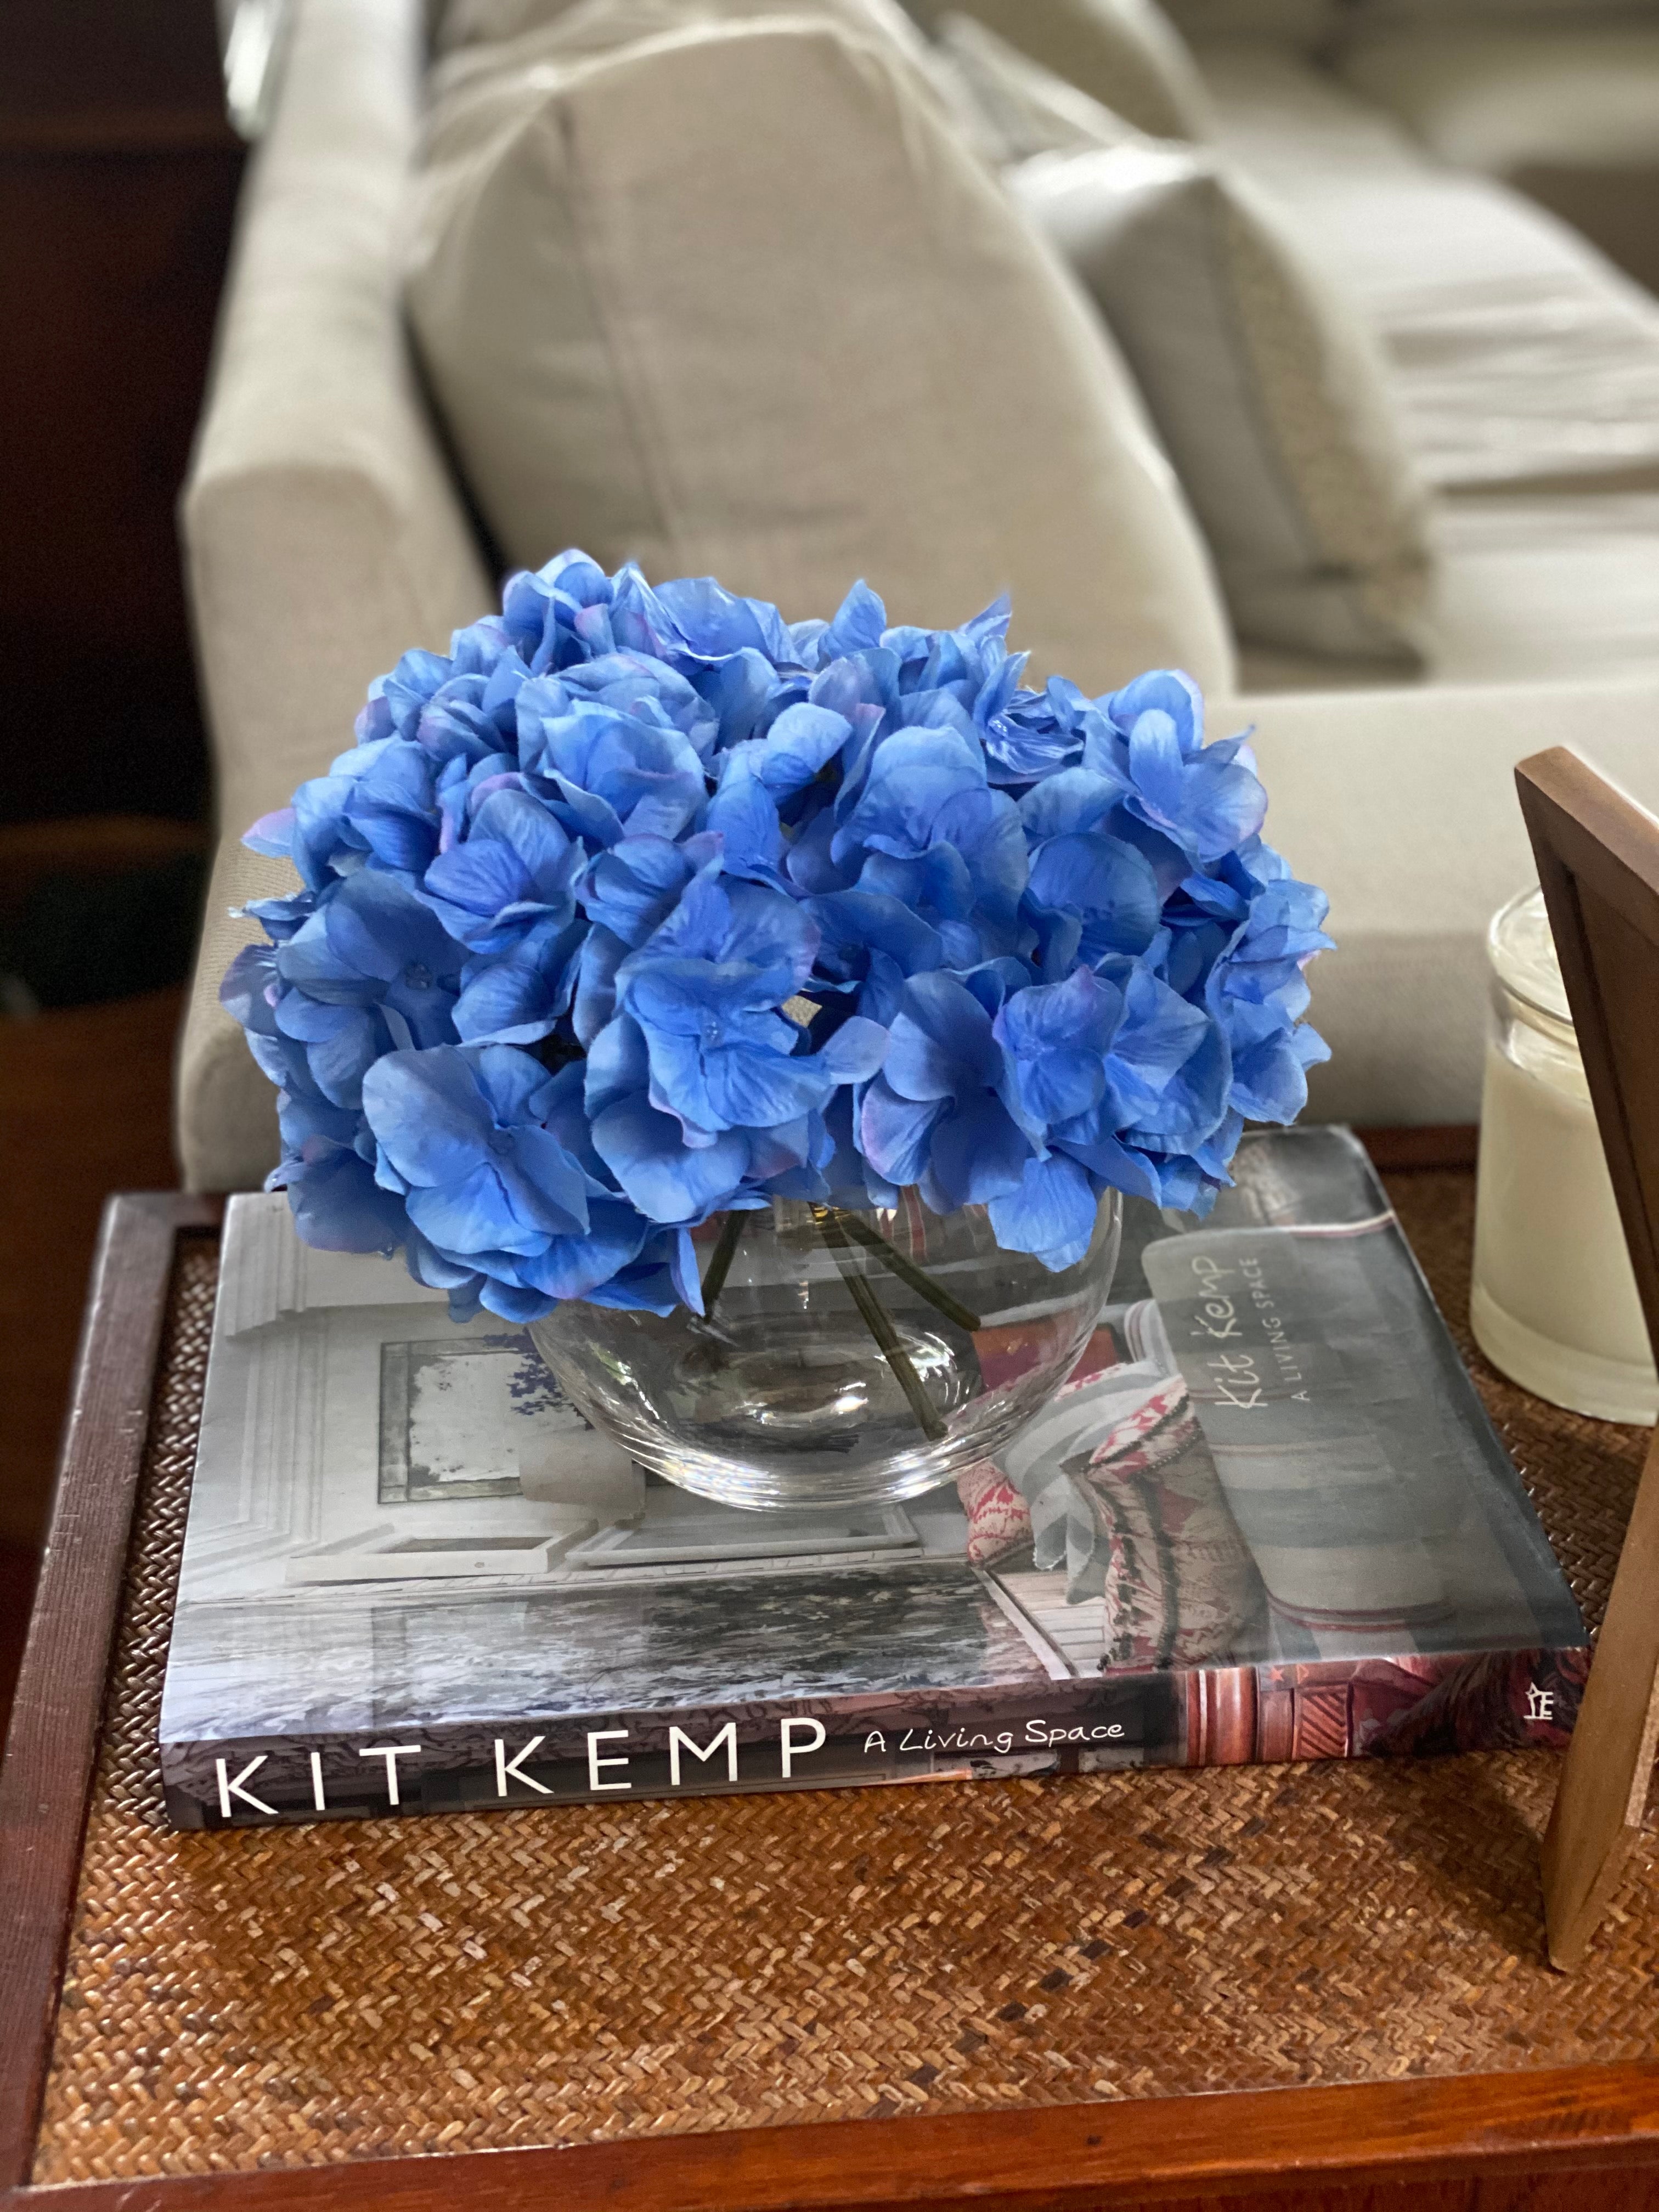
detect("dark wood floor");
top-left (0, 980), bottom-right (184, 1743)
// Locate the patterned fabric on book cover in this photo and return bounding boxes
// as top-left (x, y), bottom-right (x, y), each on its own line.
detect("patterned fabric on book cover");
top-left (976, 1306), bottom-right (1266, 1669)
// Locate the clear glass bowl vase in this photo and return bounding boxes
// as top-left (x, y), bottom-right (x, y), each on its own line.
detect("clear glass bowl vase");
top-left (528, 1192), bottom-right (1121, 1510)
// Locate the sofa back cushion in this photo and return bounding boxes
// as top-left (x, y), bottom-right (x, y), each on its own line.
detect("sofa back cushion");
top-left (904, 0), bottom-right (1216, 139)
top-left (932, 10), bottom-right (1139, 159)
top-left (406, 15), bottom-right (1237, 697)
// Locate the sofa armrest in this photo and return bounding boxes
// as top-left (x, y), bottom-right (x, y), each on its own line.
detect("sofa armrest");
top-left (183, 0), bottom-right (496, 821)
top-left (175, 838), bottom-right (297, 1193)
top-left (177, 0), bottom-right (496, 1184)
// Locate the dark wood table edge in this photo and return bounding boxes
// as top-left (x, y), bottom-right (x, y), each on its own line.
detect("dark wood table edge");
top-left (12, 1142), bottom-right (1659, 2212)
top-left (4, 2066), bottom-right (1659, 2212)
top-left (1355, 1122), bottom-right (1477, 1174)
top-left (0, 1193), bottom-right (222, 2190)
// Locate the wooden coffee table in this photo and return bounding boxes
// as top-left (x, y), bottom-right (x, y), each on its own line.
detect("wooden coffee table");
top-left (4, 1150), bottom-right (1658, 2212)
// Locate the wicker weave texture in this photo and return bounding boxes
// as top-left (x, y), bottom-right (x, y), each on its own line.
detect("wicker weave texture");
top-left (31, 1176), bottom-right (1659, 2182)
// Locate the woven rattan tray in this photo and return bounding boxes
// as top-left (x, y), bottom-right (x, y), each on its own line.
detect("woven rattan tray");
top-left (3, 1166), bottom-right (1658, 2212)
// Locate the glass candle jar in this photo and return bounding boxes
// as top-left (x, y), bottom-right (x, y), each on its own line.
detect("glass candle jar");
top-left (1470, 885), bottom-right (1659, 1423)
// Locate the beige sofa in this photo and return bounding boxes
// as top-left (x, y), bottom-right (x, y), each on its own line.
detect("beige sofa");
top-left (176, 0), bottom-right (1659, 1193)
top-left (1334, 12), bottom-right (1659, 295)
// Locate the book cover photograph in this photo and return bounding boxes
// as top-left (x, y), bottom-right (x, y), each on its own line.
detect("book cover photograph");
top-left (159, 1127), bottom-right (1587, 1829)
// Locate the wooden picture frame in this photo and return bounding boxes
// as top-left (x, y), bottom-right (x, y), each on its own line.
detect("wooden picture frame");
top-left (1516, 747), bottom-right (1659, 1970)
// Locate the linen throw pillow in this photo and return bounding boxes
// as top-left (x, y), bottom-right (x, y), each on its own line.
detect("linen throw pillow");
top-left (434, 0), bottom-right (926, 60)
top-left (1012, 136), bottom-right (1434, 664)
top-left (903, 0), bottom-right (1216, 143)
top-left (405, 16), bottom-right (1237, 698)
top-left (1158, 0), bottom-right (1341, 47)
top-left (931, 11), bottom-right (1138, 161)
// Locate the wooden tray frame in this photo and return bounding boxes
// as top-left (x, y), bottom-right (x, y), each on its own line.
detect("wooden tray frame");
top-left (5, 1180), bottom-right (1659, 2212)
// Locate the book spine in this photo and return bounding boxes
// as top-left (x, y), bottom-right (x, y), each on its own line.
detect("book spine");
top-left (159, 1641), bottom-right (1587, 1829)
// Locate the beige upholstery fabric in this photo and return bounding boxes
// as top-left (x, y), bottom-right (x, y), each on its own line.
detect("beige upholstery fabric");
top-left (1013, 137), bottom-right (1432, 664)
top-left (435, 0), bottom-right (928, 67)
top-left (177, 0), bottom-right (494, 1194)
top-left (176, 840), bottom-right (301, 1195)
top-left (436, 0), bottom-right (579, 49)
top-left (430, 0), bottom-right (963, 156)
top-left (904, 0), bottom-right (1216, 139)
top-left (1338, 24), bottom-right (1659, 172)
top-left (1160, 0), bottom-right (1339, 44)
top-left (1340, 0), bottom-right (1657, 30)
top-left (1425, 488), bottom-right (1659, 682)
top-left (932, 14), bottom-right (1137, 160)
top-left (1194, 40), bottom-right (1425, 179)
top-left (1198, 41), bottom-right (1659, 493)
top-left (1239, 488), bottom-right (1659, 691)
top-left (1232, 674), bottom-right (1659, 1128)
top-left (408, 16), bottom-right (1235, 698)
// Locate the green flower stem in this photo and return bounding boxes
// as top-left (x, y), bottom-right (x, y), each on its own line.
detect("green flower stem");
top-left (813, 1209), bottom-right (947, 1442)
top-left (699, 1209), bottom-right (749, 1314)
top-left (820, 1206), bottom-right (983, 1332)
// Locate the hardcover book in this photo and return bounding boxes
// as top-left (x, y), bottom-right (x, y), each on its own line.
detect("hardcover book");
top-left (159, 1127), bottom-right (1587, 1829)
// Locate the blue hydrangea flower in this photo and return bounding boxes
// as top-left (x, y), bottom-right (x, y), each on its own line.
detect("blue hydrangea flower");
top-left (228, 551), bottom-right (1332, 1314)
top-left (272, 872), bottom-right (464, 1106)
top-left (516, 656), bottom-right (714, 845)
top-left (1089, 672), bottom-right (1267, 867)
top-left (860, 972), bottom-right (1034, 1215)
top-left (582, 874), bottom-right (887, 1223)
top-left (362, 1045), bottom-right (658, 1320)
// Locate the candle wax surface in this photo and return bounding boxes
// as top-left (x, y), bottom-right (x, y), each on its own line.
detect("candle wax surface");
top-left (1472, 1026), bottom-right (1658, 1422)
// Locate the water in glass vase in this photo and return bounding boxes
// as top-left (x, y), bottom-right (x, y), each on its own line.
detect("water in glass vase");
top-left (528, 1193), bottom-right (1121, 1510)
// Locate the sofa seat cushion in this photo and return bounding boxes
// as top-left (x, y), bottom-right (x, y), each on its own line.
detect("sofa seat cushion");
top-left (1336, 22), bottom-right (1659, 174)
top-left (1197, 41), bottom-right (1659, 493)
top-left (1229, 673), bottom-right (1659, 1128)
top-left (407, 14), bottom-right (1236, 697)
top-left (1240, 486), bottom-right (1659, 690)
top-left (1427, 487), bottom-right (1659, 683)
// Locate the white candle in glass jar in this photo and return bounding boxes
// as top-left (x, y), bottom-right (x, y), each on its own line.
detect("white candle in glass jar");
top-left (1470, 886), bottom-right (1658, 1423)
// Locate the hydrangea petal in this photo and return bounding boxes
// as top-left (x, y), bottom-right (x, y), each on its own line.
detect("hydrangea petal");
top-left (859, 1078), bottom-right (943, 1190)
top-left (755, 703), bottom-right (853, 800)
top-left (281, 1148), bottom-right (407, 1256)
top-left (926, 1090), bottom-right (1032, 1210)
top-left (591, 1096), bottom-right (749, 1223)
top-left (988, 1153), bottom-right (1100, 1269)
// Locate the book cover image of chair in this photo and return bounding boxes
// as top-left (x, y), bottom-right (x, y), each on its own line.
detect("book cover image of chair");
top-left (1517, 746), bottom-right (1659, 1970)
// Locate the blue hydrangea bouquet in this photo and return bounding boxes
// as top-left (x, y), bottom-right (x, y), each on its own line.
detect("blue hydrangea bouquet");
top-left (224, 551), bottom-right (1331, 1329)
